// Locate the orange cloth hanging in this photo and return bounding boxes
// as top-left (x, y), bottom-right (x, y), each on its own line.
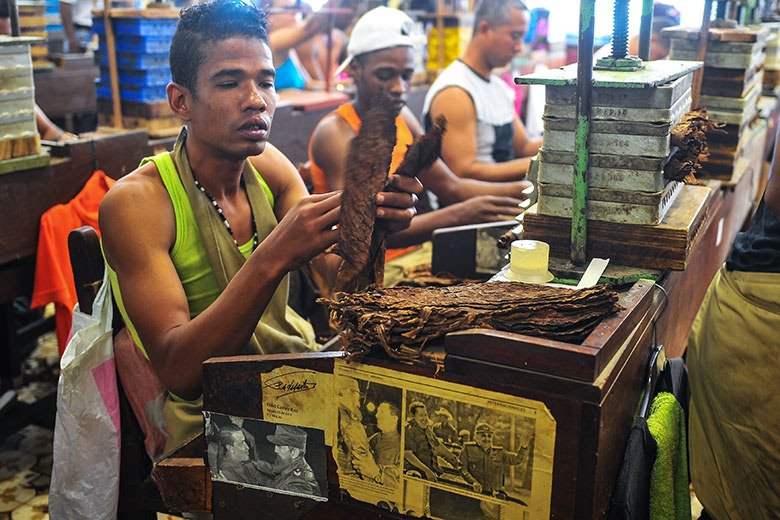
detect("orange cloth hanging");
top-left (31, 170), bottom-right (115, 356)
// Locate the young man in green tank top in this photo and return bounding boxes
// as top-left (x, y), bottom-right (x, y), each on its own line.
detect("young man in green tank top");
top-left (99, 0), bottom-right (420, 452)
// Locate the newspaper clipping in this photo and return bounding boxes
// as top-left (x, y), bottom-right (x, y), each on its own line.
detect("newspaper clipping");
top-left (333, 360), bottom-right (555, 519)
top-left (204, 412), bottom-right (328, 501)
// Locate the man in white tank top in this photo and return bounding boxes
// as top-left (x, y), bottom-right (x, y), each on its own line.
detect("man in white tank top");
top-left (422, 0), bottom-right (541, 183)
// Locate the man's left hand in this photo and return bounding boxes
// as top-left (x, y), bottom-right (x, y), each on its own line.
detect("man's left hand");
top-left (375, 175), bottom-right (423, 233)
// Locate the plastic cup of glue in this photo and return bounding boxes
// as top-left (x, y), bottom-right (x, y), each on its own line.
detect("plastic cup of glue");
top-left (504, 239), bottom-right (554, 284)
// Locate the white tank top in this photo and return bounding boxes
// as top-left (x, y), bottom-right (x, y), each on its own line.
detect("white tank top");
top-left (422, 60), bottom-right (516, 164)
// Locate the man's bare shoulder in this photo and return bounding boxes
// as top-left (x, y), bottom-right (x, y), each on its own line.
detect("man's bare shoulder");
top-left (430, 86), bottom-right (475, 115)
top-left (311, 112), bottom-right (354, 147)
top-left (101, 161), bottom-right (170, 218)
top-left (99, 160), bottom-right (175, 260)
top-left (310, 112), bottom-right (353, 168)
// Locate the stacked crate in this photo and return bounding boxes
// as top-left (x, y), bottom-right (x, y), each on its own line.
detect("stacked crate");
top-left (666, 26), bottom-right (767, 180)
top-left (762, 23), bottom-right (780, 94)
top-left (532, 70), bottom-right (695, 226)
top-left (95, 15), bottom-right (179, 137)
top-left (0, 36), bottom-right (42, 161)
top-left (17, 0), bottom-right (50, 69)
top-left (44, 0), bottom-right (63, 33)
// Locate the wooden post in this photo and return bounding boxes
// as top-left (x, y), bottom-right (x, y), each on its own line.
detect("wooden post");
top-left (324, 12), bottom-right (334, 93)
top-left (436, 0), bottom-right (445, 73)
top-left (691, 0), bottom-right (713, 110)
top-left (103, 4), bottom-right (122, 129)
top-left (571, 0), bottom-right (595, 265)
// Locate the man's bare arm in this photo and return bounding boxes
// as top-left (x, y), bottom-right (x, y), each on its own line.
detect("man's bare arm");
top-left (101, 161), bottom-right (341, 400)
top-left (428, 87), bottom-right (533, 182)
top-left (401, 109), bottom-right (533, 205)
top-left (512, 116), bottom-right (542, 158)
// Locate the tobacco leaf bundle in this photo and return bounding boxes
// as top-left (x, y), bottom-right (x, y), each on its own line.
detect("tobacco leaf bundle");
top-left (666, 109), bottom-right (724, 185)
top-left (322, 282), bottom-right (621, 363)
top-left (334, 96), bottom-right (397, 293)
top-left (335, 107), bottom-right (449, 294)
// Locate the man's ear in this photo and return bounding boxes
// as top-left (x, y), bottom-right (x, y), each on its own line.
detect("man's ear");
top-left (167, 82), bottom-right (192, 121)
top-left (477, 19), bottom-right (491, 36)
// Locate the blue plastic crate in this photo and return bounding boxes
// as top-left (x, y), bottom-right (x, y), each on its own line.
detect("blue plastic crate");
top-left (98, 83), bottom-right (167, 103)
top-left (113, 35), bottom-right (172, 54)
top-left (100, 67), bottom-right (171, 87)
top-left (94, 18), bottom-right (177, 37)
top-left (97, 50), bottom-right (169, 70)
top-left (46, 24), bottom-right (64, 32)
top-left (115, 18), bottom-right (177, 36)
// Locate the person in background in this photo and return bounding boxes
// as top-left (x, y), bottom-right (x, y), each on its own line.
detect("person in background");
top-left (628, 3), bottom-right (680, 61)
top-left (267, 0), bottom-right (342, 90)
top-left (687, 127), bottom-right (780, 520)
top-left (60, 0), bottom-right (101, 53)
top-left (295, 5), bottom-right (352, 83)
top-left (309, 6), bottom-right (533, 286)
top-left (423, 0), bottom-right (541, 183)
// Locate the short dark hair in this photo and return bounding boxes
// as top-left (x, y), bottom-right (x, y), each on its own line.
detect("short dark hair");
top-left (409, 401), bottom-right (426, 417)
top-left (170, 0), bottom-right (269, 96)
top-left (473, 0), bottom-right (527, 32)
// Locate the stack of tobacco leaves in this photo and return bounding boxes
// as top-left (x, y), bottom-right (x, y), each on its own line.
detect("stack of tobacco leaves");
top-left (322, 282), bottom-right (621, 363)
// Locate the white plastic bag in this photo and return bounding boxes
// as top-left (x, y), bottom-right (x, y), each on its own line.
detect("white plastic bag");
top-left (49, 269), bottom-right (120, 520)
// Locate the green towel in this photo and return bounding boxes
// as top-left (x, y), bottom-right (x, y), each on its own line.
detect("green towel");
top-left (647, 391), bottom-right (690, 520)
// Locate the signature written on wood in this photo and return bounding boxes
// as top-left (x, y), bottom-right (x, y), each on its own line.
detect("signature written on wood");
top-left (263, 370), bottom-right (318, 398)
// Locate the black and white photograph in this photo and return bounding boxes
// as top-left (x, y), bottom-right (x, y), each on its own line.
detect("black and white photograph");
top-left (402, 392), bottom-right (535, 519)
top-left (204, 412), bottom-right (327, 501)
top-left (335, 374), bottom-right (404, 497)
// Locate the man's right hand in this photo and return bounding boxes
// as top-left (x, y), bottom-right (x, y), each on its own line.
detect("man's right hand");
top-left (453, 195), bottom-right (526, 225)
top-left (472, 481), bottom-right (483, 493)
top-left (266, 190), bottom-right (341, 271)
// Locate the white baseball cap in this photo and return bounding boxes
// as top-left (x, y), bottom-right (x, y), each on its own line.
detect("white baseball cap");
top-left (334, 6), bottom-right (416, 76)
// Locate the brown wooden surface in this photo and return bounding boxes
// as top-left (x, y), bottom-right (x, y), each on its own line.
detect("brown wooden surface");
top-left (153, 457), bottom-right (212, 513)
top-left (0, 130), bottom-right (150, 269)
top-left (34, 65), bottom-right (98, 119)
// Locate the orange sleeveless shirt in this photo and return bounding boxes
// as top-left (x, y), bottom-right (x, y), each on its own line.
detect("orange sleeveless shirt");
top-left (309, 103), bottom-right (417, 261)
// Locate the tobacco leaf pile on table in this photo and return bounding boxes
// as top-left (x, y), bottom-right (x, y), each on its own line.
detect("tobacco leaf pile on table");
top-left (334, 98), bottom-right (448, 293)
top-left (322, 282), bottom-right (621, 363)
top-left (666, 109), bottom-right (724, 185)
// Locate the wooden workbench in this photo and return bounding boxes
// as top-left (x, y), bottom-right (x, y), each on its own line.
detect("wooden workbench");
top-left (34, 57), bottom-right (100, 134)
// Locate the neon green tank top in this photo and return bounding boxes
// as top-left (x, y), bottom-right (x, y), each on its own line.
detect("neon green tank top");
top-left (107, 152), bottom-right (275, 355)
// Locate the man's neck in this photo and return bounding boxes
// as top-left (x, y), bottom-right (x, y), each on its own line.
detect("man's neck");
top-left (461, 43), bottom-right (493, 79)
top-left (184, 135), bottom-right (245, 199)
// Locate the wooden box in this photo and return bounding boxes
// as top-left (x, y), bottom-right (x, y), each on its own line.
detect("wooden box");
top-left (200, 280), bottom-right (660, 519)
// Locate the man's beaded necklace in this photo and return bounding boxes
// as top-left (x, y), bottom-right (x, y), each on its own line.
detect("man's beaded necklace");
top-left (193, 178), bottom-right (259, 250)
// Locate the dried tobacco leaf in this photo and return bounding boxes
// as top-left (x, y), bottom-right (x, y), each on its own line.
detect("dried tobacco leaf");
top-left (334, 95), bottom-right (397, 293)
